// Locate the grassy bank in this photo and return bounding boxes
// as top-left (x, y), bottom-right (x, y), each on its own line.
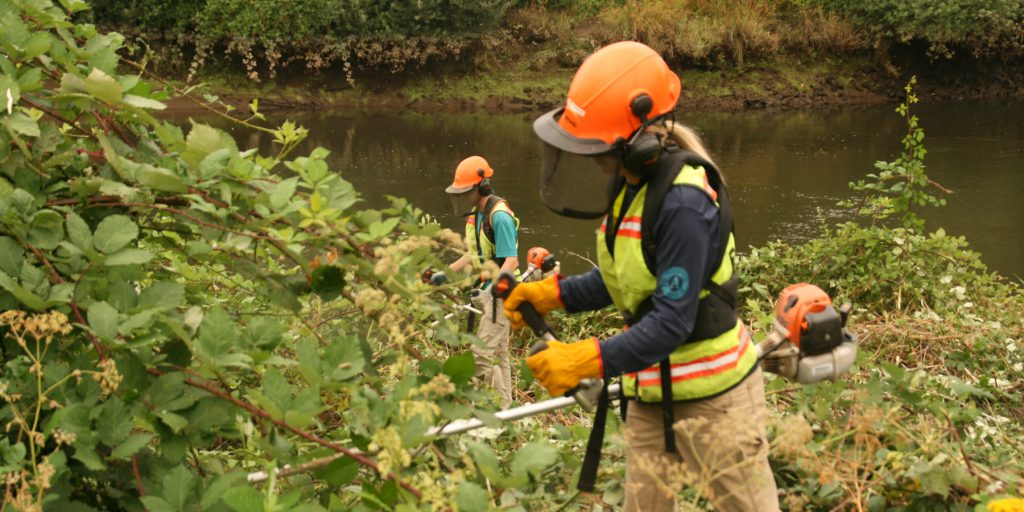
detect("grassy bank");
top-left (97, 0), bottom-right (1024, 114)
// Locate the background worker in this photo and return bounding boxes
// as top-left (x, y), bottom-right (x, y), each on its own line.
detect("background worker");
top-left (503, 42), bottom-right (780, 511)
top-left (434, 156), bottom-right (520, 406)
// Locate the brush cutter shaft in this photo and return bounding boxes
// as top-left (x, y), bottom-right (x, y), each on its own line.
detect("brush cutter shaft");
top-left (427, 383), bottom-right (623, 436)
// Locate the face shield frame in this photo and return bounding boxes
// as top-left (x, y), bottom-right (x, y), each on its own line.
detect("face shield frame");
top-left (533, 108), bottom-right (629, 219)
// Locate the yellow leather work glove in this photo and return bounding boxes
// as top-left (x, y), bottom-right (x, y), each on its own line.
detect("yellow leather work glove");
top-left (526, 338), bottom-right (603, 398)
top-left (502, 275), bottom-right (564, 329)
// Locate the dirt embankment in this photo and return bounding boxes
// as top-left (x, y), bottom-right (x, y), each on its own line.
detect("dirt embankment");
top-left (163, 53), bottom-right (1024, 116)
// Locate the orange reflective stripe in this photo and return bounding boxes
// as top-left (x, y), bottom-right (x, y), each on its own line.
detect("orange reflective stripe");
top-left (633, 328), bottom-right (751, 387)
top-left (617, 216), bottom-right (642, 239)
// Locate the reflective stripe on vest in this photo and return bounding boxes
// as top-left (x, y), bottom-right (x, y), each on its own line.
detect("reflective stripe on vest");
top-left (597, 165), bottom-right (756, 402)
top-left (465, 201), bottom-right (521, 271)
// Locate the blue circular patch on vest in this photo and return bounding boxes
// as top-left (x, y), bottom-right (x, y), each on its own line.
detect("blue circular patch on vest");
top-left (660, 267), bottom-right (690, 301)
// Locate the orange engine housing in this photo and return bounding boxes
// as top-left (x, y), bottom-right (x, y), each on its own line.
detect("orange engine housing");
top-left (775, 283), bottom-right (832, 347)
top-left (527, 247), bottom-right (551, 268)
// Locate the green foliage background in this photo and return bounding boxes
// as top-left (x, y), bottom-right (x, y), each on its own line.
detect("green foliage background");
top-left (80, 0), bottom-right (1024, 80)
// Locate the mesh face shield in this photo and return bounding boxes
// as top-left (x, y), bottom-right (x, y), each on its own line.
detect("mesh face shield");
top-left (448, 189), bottom-right (479, 219)
top-left (533, 108), bottom-right (624, 219)
top-left (538, 142), bottom-right (623, 219)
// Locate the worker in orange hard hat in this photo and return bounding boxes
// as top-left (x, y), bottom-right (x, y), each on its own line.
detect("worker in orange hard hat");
top-left (432, 155), bottom-right (521, 406)
top-left (504, 42), bottom-right (780, 511)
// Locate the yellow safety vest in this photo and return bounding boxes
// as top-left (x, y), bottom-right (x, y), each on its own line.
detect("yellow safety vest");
top-left (596, 165), bottom-right (757, 402)
top-left (464, 199), bottom-right (521, 277)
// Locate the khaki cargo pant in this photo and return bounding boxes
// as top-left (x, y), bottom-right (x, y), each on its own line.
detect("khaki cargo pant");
top-left (623, 368), bottom-right (780, 512)
top-left (471, 287), bottom-right (512, 406)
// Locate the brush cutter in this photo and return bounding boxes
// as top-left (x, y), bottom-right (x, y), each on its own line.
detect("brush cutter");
top-left (446, 280), bottom-right (857, 433)
top-left (521, 246), bottom-right (558, 282)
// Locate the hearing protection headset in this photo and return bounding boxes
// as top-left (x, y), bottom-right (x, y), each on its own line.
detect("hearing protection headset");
top-left (476, 168), bottom-right (493, 196)
top-left (621, 93), bottom-right (665, 174)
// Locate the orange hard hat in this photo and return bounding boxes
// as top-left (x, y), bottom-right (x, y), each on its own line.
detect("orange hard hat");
top-left (446, 155), bottom-right (494, 194)
top-left (534, 41), bottom-right (681, 155)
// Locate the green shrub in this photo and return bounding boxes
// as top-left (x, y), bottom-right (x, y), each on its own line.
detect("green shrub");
top-left (738, 78), bottom-right (1024, 510)
top-left (816, 0), bottom-right (1024, 58)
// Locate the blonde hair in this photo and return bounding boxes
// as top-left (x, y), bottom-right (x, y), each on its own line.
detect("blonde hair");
top-left (652, 120), bottom-right (721, 180)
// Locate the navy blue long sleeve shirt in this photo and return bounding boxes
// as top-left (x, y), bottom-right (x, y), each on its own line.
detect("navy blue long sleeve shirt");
top-left (558, 184), bottom-right (724, 377)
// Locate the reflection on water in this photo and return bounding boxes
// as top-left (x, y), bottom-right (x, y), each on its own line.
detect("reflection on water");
top-left (166, 101), bottom-right (1024, 279)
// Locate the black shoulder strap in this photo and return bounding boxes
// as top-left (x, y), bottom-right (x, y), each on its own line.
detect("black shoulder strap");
top-left (481, 195), bottom-right (503, 244)
top-left (640, 151), bottom-right (732, 275)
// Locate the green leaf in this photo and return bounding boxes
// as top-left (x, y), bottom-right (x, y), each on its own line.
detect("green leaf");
top-left (139, 496), bottom-right (176, 512)
top-left (221, 486), bottom-right (263, 512)
top-left (28, 210), bottom-right (64, 250)
top-left (0, 271), bottom-right (45, 310)
top-left (183, 122), bottom-right (236, 169)
top-left (65, 212), bottom-right (92, 250)
top-left (197, 306), bottom-right (237, 360)
top-left (325, 335), bottom-right (366, 381)
top-left (157, 411), bottom-right (188, 433)
top-left (0, 441), bottom-right (26, 465)
top-left (136, 165), bottom-right (188, 193)
top-left (83, 68), bottom-right (122, 104)
top-left (455, 482), bottom-right (489, 512)
top-left (87, 300), bottom-right (119, 340)
top-left (200, 471), bottom-right (245, 509)
top-left (96, 398), bottom-right (132, 446)
top-left (0, 237), bottom-right (25, 276)
top-left (317, 456), bottom-right (358, 486)
top-left (93, 215), bottom-right (138, 254)
top-left (510, 441), bottom-right (558, 479)
top-left (245, 316), bottom-right (282, 350)
top-left (269, 177), bottom-right (298, 209)
top-left (105, 248), bottom-right (153, 266)
top-left (138, 282), bottom-right (185, 309)
top-left (122, 94), bottom-right (166, 110)
top-left (5, 112), bottom-right (40, 137)
top-left (110, 433), bottom-right (153, 460)
top-left (443, 352), bottom-right (476, 386)
top-left (465, 441), bottom-right (503, 483)
top-left (186, 397), bottom-right (231, 431)
top-left (119, 309), bottom-right (156, 335)
top-left (22, 32), bottom-right (51, 60)
top-left (198, 148), bottom-right (232, 179)
top-left (59, 0), bottom-right (91, 13)
top-left (162, 465), bottom-right (198, 510)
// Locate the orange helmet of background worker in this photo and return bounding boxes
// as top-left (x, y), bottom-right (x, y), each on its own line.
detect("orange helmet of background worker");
top-left (446, 155), bottom-right (494, 194)
top-left (534, 41), bottom-right (681, 155)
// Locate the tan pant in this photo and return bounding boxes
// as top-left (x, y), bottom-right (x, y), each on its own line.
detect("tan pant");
top-left (623, 368), bottom-right (780, 512)
top-left (471, 287), bottom-right (512, 406)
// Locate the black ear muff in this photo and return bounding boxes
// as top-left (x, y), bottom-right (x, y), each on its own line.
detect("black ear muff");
top-left (623, 94), bottom-right (662, 173)
top-left (630, 94), bottom-right (654, 123)
top-left (477, 168), bottom-right (493, 196)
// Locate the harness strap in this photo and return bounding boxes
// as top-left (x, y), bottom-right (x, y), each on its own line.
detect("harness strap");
top-left (577, 382), bottom-right (611, 493)
top-left (659, 359), bottom-right (676, 453)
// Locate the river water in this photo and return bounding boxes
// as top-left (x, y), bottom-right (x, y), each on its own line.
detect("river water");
top-left (174, 101), bottom-right (1023, 279)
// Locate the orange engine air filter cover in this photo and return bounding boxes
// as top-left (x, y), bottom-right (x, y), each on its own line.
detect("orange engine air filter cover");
top-left (775, 283), bottom-right (832, 347)
top-left (527, 247), bottom-right (551, 268)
